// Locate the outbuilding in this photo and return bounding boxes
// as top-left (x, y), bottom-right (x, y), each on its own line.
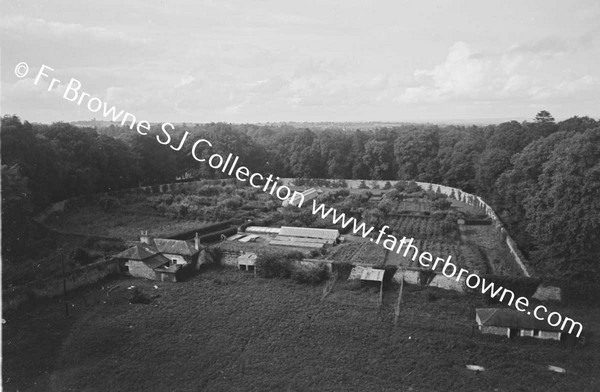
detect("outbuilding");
top-left (475, 308), bottom-right (562, 340)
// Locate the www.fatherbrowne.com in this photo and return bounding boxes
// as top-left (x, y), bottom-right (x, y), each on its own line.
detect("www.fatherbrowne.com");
top-left (309, 200), bottom-right (583, 338)
top-left (21, 61), bottom-right (583, 339)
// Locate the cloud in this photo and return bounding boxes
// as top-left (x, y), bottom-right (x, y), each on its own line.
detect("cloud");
top-left (398, 41), bottom-right (600, 106)
top-left (400, 42), bottom-right (494, 103)
top-left (0, 15), bottom-right (147, 46)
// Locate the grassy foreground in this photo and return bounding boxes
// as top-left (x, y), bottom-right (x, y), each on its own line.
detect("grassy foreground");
top-left (3, 268), bottom-right (600, 391)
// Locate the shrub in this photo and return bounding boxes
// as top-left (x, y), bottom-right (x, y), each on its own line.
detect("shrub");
top-left (291, 264), bottom-right (329, 284)
top-left (358, 180), bottom-right (368, 189)
top-left (219, 196), bottom-right (243, 209)
top-left (255, 253), bottom-right (294, 279)
top-left (333, 262), bottom-right (354, 280)
top-left (418, 270), bottom-right (436, 286)
top-left (432, 198), bottom-right (452, 211)
top-left (129, 288), bottom-right (152, 304)
top-left (70, 247), bottom-right (93, 265)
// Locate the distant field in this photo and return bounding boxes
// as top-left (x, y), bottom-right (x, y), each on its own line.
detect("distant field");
top-left (3, 268), bottom-right (599, 391)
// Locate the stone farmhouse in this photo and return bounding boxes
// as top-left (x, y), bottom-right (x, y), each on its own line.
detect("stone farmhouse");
top-left (114, 231), bottom-right (204, 282)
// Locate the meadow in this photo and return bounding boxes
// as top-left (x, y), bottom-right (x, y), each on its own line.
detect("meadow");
top-left (3, 268), bottom-right (599, 391)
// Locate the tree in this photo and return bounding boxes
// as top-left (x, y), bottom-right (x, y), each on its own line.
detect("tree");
top-left (535, 110), bottom-right (555, 123)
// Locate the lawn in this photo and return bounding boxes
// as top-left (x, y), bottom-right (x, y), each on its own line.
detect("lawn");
top-left (3, 268), bottom-right (599, 391)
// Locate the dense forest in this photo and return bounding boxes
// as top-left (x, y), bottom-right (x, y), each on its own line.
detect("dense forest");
top-left (2, 113), bottom-right (599, 283)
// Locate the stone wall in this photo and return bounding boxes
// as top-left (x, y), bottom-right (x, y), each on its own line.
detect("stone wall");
top-left (126, 260), bottom-right (157, 280)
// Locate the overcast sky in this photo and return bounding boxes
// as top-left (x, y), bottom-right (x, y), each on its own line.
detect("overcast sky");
top-left (2, 0), bottom-right (599, 123)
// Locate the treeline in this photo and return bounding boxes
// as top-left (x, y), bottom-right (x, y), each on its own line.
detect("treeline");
top-left (1, 113), bottom-right (599, 282)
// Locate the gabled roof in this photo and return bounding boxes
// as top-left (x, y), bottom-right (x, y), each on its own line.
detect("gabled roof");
top-left (153, 238), bottom-right (198, 256)
top-left (114, 245), bottom-right (157, 260)
top-left (476, 308), bottom-right (561, 332)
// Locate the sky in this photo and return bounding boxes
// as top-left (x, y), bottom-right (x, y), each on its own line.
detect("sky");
top-left (1, 0), bottom-right (599, 123)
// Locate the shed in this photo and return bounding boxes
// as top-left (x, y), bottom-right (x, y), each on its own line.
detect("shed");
top-left (238, 252), bottom-right (257, 274)
top-left (360, 267), bottom-right (384, 284)
top-left (475, 308), bottom-right (562, 340)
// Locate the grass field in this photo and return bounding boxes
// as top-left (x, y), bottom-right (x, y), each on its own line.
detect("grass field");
top-left (3, 268), bottom-right (599, 391)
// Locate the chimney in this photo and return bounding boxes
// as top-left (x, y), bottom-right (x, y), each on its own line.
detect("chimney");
top-left (194, 232), bottom-right (201, 251)
top-left (140, 230), bottom-right (151, 244)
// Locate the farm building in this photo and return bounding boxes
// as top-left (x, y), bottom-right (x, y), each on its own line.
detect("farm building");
top-left (360, 267), bottom-right (384, 288)
top-left (269, 226), bottom-right (340, 249)
top-left (475, 308), bottom-right (562, 340)
top-left (282, 188), bottom-right (319, 207)
top-left (238, 252), bottom-right (257, 273)
top-left (114, 231), bottom-right (204, 282)
top-left (243, 226), bottom-right (281, 235)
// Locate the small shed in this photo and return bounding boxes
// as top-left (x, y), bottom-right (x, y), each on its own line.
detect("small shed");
top-left (238, 252), bottom-right (257, 274)
top-left (360, 267), bottom-right (384, 290)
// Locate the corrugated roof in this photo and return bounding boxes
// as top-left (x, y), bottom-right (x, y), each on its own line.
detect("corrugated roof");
top-left (153, 239), bottom-right (198, 256)
top-left (280, 226), bottom-right (339, 240)
top-left (475, 308), bottom-right (561, 331)
top-left (114, 245), bottom-right (157, 260)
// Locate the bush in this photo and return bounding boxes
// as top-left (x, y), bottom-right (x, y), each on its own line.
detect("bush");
top-left (291, 264), bottom-right (329, 284)
top-left (255, 253), bottom-right (294, 279)
top-left (70, 247), bottom-right (93, 265)
top-left (432, 198), bottom-right (452, 211)
top-left (333, 262), bottom-right (354, 280)
top-left (129, 288), bottom-right (152, 304)
top-left (418, 270), bottom-right (436, 286)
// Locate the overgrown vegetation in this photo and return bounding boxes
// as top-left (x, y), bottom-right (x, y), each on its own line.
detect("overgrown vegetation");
top-left (255, 250), bottom-right (329, 284)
